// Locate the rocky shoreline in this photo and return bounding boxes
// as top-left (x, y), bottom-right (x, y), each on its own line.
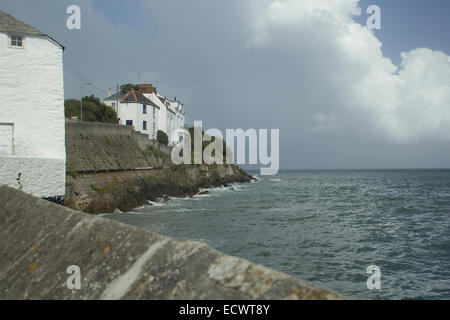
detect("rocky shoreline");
top-left (65, 164), bottom-right (254, 214)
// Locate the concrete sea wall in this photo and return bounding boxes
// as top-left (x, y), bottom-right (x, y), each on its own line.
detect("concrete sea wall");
top-left (65, 120), bottom-right (170, 172)
top-left (0, 185), bottom-right (343, 300)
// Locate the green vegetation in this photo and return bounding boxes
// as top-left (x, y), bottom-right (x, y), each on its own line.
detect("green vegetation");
top-left (157, 130), bottom-right (169, 146)
top-left (67, 171), bottom-right (79, 179)
top-left (91, 183), bottom-right (119, 195)
top-left (144, 145), bottom-right (167, 160)
top-left (186, 127), bottom-right (228, 164)
top-left (120, 84), bottom-right (139, 94)
top-left (147, 174), bottom-right (163, 184)
top-left (65, 95), bottom-right (118, 124)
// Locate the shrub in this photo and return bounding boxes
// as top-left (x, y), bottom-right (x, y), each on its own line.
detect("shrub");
top-left (157, 130), bottom-right (169, 146)
top-left (65, 95), bottom-right (118, 124)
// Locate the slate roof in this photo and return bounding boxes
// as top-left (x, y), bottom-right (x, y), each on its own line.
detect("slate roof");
top-left (118, 90), bottom-right (160, 108)
top-left (0, 10), bottom-right (64, 49)
top-left (104, 92), bottom-right (125, 101)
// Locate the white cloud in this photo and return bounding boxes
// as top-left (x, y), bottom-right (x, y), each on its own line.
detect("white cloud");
top-left (251, 0), bottom-right (450, 143)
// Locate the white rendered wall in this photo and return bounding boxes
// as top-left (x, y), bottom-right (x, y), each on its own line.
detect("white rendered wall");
top-left (104, 100), bottom-right (159, 138)
top-left (0, 157), bottom-right (65, 198)
top-left (116, 102), bottom-right (153, 136)
top-left (168, 101), bottom-right (185, 145)
top-left (0, 32), bottom-right (65, 197)
top-left (143, 93), bottom-right (167, 136)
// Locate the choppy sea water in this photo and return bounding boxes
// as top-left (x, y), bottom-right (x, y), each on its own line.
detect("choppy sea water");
top-left (104, 170), bottom-right (450, 300)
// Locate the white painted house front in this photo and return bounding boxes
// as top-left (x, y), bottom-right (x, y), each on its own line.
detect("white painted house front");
top-left (104, 89), bottom-right (160, 139)
top-left (104, 84), bottom-right (185, 145)
top-left (167, 98), bottom-right (186, 145)
top-left (0, 10), bottom-right (66, 198)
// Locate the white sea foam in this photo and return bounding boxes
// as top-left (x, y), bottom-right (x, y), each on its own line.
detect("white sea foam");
top-left (148, 200), bottom-right (166, 207)
top-left (128, 211), bottom-right (144, 215)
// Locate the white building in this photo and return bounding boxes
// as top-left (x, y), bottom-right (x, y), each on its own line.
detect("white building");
top-left (0, 10), bottom-right (66, 199)
top-left (104, 84), bottom-right (185, 145)
top-left (137, 84), bottom-right (186, 146)
top-left (104, 90), bottom-right (160, 139)
top-left (167, 97), bottom-right (186, 145)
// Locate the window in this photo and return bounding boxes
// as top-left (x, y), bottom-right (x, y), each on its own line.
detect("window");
top-left (153, 107), bottom-right (156, 118)
top-left (112, 102), bottom-right (116, 110)
top-left (143, 105), bottom-right (147, 114)
top-left (126, 120), bottom-right (133, 126)
top-left (10, 35), bottom-right (23, 47)
top-left (143, 121), bottom-right (147, 131)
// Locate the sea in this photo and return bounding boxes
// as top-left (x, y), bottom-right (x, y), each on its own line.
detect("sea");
top-left (104, 169), bottom-right (450, 300)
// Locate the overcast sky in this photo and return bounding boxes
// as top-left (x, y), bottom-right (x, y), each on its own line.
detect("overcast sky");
top-left (1, 0), bottom-right (450, 169)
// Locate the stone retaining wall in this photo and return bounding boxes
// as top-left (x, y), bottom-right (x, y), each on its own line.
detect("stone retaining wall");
top-left (65, 120), bottom-right (170, 172)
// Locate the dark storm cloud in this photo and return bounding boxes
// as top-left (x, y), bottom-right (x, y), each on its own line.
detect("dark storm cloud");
top-left (1, 0), bottom-right (449, 169)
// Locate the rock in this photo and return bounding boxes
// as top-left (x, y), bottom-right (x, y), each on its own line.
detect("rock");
top-left (65, 164), bottom-right (256, 214)
top-left (197, 190), bottom-right (209, 196)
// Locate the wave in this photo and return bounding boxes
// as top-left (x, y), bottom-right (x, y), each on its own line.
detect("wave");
top-left (148, 200), bottom-right (167, 207)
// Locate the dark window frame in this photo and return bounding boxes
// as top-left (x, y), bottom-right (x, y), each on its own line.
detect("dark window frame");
top-left (10, 35), bottom-right (23, 48)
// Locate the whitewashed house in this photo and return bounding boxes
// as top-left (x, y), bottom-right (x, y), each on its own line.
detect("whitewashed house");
top-left (137, 84), bottom-right (185, 145)
top-left (104, 84), bottom-right (185, 145)
top-left (104, 89), bottom-right (160, 139)
top-left (136, 84), bottom-right (168, 139)
top-left (167, 97), bottom-right (186, 145)
top-left (0, 10), bottom-right (66, 199)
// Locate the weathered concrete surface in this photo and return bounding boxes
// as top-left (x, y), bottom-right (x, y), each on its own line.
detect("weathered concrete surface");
top-left (0, 186), bottom-right (344, 300)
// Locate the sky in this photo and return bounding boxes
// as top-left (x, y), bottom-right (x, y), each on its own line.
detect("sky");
top-left (1, 0), bottom-right (450, 169)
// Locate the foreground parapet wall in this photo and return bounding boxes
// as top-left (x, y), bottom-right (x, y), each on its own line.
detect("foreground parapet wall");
top-left (0, 186), bottom-right (343, 300)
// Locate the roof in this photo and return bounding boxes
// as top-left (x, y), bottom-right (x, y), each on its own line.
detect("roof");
top-left (119, 90), bottom-right (159, 108)
top-left (104, 92), bottom-right (125, 101)
top-left (0, 10), bottom-right (64, 49)
top-left (158, 96), bottom-right (170, 106)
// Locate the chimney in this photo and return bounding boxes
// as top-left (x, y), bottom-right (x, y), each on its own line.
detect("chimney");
top-left (138, 84), bottom-right (154, 94)
top-left (108, 88), bottom-right (112, 97)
